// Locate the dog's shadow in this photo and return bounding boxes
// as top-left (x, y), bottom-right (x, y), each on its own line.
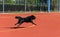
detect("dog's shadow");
top-left (3, 27), bottom-right (25, 29)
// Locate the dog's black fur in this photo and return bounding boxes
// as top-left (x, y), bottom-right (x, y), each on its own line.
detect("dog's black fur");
top-left (15, 15), bottom-right (36, 27)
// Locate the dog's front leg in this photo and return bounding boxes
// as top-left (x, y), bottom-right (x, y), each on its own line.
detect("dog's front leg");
top-left (31, 21), bottom-right (36, 25)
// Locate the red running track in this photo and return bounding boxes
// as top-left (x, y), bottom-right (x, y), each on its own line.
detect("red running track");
top-left (0, 13), bottom-right (60, 37)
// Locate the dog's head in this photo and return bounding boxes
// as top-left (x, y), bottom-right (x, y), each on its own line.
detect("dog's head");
top-left (30, 15), bottom-right (36, 20)
top-left (15, 16), bottom-right (22, 19)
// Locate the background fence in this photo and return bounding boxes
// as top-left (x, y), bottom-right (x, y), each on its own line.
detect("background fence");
top-left (0, 0), bottom-right (59, 13)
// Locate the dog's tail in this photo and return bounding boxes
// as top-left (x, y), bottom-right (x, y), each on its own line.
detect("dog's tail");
top-left (15, 16), bottom-right (22, 19)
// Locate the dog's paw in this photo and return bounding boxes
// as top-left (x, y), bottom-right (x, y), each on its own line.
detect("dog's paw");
top-left (33, 24), bottom-right (36, 25)
top-left (32, 25), bottom-right (36, 26)
top-left (15, 24), bottom-right (17, 25)
top-left (27, 25), bottom-right (35, 28)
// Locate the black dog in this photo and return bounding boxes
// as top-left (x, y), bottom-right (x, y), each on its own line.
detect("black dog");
top-left (15, 15), bottom-right (36, 27)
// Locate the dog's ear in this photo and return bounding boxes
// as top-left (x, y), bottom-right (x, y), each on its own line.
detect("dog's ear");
top-left (30, 15), bottom-right (36, 19)
top-left (31, 15), bottom-right (35, 17)
top-left (31, 15), bottom-right (34, 16)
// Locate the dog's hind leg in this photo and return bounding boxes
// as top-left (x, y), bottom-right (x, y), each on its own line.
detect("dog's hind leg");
top-left (15, 23), bottom-right (18, 25)
top-left (17, 22), bottom-right (23, 27)
top-left (17, 20), bottom-right (24, 27)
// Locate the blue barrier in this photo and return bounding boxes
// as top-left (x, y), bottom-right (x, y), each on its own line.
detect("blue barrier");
top-left (48, 0), bottom-right (50, 12)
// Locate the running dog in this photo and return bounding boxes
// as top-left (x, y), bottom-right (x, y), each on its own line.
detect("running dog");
top-left (15, 15), bottom-right (36, 27)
